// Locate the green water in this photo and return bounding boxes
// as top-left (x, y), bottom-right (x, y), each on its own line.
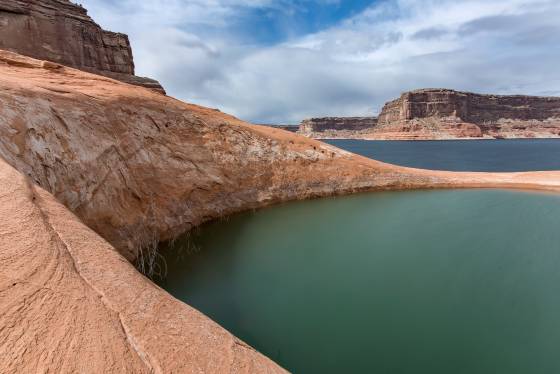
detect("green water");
top-left (160, 190), bottom-right (560, 373)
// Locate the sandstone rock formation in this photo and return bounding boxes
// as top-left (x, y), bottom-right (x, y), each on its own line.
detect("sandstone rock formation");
top-left (299, 89), bottom-right (560, 140)
top-left (2, 49), bottom-right (560, 373)
top-left (0, 0), bottom-right (165, 93)
top-left (0, 49), bottom-right (394, 262)
top-left (299, 117), bottom-right (377, 138)
top-left (379, 88), bottom-right (560, 125)
top-left (0, 157), bottom-right (287, 373)
top-left (374, 89), bottom-right (560, 140)
top-left (300, 117), bottom-right (378, 132)
top-left (259, 124), bottom-right (299, 133)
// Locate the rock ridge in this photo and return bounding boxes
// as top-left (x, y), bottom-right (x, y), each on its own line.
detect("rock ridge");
top-left (0, 0), bottom-right (165, 93)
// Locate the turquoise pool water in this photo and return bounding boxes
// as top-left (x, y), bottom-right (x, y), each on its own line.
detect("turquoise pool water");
top-left (160, 189), bottom-right (560, 373)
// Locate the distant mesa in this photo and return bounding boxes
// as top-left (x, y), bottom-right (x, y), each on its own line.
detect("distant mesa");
top-left (301, 117), bottom-right (377, 133)
top-left (0, 0), bottom-right (165, 93)
top-left (297, 89), bottom-right (560, 140)
top-left (257, 124), bottom-right (299, 133)
top-left (261, 118), bottom-right (376, 137)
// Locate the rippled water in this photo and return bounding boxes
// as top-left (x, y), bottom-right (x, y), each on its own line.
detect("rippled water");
top-left (324, 139), bottom-right (560, 172)
top-left (159, 189), bottom-right (560, 374)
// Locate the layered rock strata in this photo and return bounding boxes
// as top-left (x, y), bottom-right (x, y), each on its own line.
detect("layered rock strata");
top-left (374, 89), bottom-right (560, 139)
top-left (299, 89), bottom-right (560, 140)
top-left (259, 124), bottom-right (299, 133)
top-left (0, 0), bottom-right (165, 93)
top-left (300, 117), bottom-right (378, 132)
top-left (2, 50), bottom-right (560, 373)
top-left (378, 89), bottom-right (560, 125)
top-left (299, 117), bottom-right (377, 138)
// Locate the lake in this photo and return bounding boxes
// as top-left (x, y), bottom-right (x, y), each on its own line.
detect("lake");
top-left (159, 189), bottom-right (560, 374)
top-left (324, 139), bottom-right (560, 172)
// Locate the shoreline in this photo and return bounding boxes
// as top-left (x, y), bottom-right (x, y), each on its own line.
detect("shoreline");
top-left (302, 134), bottom-right (560, 141)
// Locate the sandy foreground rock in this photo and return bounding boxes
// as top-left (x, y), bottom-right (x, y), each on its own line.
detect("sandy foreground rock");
top-left (0, 158), bottom-right (287, 373)
top-left (1, 49), bottom-right (560, 372)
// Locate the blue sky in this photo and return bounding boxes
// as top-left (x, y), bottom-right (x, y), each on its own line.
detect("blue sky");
top-left (82, 0), bottom-right (560, 124)
top-left (229, 0), bottom-right (376, 45)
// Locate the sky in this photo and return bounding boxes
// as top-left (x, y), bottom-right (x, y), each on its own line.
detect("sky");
top-left (81, 0), bottom-right (560, 124)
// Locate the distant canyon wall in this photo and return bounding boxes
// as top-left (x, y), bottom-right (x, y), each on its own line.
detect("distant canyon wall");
top-left (258, 124), bottom-right (299, 133)
top-left (378, 89), bottom-right (560, 125)
top-left (298, 117), bottom-right (378, 138)
top-left (0, 0), bottom-right (165, 93)
top-left (299, 89), bottom-right (560, 140)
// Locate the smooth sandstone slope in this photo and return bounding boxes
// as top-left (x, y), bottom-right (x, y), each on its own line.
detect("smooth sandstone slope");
top-left (2, 49), bottom-right (560, 372)
top-left (0, 158), bottom-right (286, 373)
top-left (2, 49), bottom-right (560, 258)
top-left (0, 49), bottom-right (446, 260)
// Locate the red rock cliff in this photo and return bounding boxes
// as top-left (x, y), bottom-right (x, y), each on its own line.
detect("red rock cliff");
top-left (0, 0), bottom-right (165, 93)
top-left (379, 89), bottom-right (560, 124)
top-left (374, 89), bottom-right (560, 139)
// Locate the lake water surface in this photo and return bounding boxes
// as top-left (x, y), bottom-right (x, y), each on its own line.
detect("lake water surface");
top-left (324, 139), bottom-right (560, 171)
top-left (160, 189), bottom-right (560, 374)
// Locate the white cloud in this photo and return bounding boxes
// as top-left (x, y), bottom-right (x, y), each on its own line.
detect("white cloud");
top-left (81, 0), bottom-right (560, 124)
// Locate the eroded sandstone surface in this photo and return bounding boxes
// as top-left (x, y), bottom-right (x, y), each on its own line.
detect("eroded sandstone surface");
top-left (0, 0), bottom-right (165, 93)
top-left (2, 49), bottom-right (560, 372)
top-left (0, 157), bottom-right (287, 373)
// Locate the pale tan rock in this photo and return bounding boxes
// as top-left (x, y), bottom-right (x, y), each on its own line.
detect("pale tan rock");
top-left (41, 60), bottom-right (63, 70)
top-left (0, 158), bottom-right (287, 373)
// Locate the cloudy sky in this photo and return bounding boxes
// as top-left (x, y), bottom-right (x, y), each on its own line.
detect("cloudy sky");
top-left (81, 0), bottom-right (560, 124)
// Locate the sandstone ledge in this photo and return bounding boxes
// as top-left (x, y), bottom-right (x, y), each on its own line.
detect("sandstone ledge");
top-left (0, 0), bottom-right (165, 93)
top-left (2, 50), bottom-right (560, 372)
